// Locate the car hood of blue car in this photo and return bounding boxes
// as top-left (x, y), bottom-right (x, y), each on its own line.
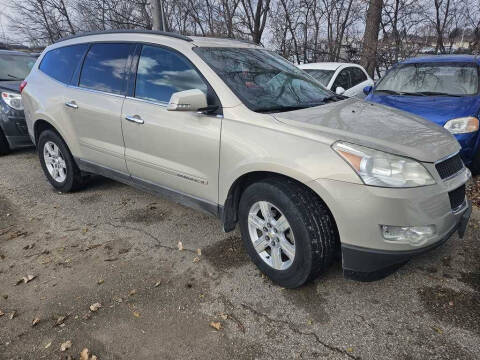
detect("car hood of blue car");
top-left (367, 93), bottom-right (480, 126)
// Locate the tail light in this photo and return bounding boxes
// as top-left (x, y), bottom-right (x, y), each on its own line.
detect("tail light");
top-left (19, 80), bottom-right (27, 94)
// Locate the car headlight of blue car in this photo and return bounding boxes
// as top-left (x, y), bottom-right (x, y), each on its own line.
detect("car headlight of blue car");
top-left (443, 116), bottom-right (479, 134)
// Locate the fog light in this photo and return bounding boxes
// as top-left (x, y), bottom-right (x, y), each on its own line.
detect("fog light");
top-left (381, 225), bottom-right (436, 246)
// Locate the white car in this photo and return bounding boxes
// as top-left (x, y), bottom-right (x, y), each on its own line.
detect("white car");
top-left (299, 62), bottom-right (374, 98)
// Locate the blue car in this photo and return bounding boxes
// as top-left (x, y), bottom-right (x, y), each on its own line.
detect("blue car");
top-left (364, 55), bottom-right (480, 174)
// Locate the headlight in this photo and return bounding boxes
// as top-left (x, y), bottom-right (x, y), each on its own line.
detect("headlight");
top-left (1, 91), bottom-right (23, 110)
top-left (444, 117), bottom-right (478, 134)
top-left (332, 141), bottom-right (435, 187)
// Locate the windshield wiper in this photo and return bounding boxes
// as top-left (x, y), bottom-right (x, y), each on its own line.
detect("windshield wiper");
top-left (375, 89), bottom-right (426, 96)
top-left (6, 74), bottom-right (22, 80)
top-left (407, 91), bottom-right (463, 97)
top-left (256, 105), bottom-right (313, 113)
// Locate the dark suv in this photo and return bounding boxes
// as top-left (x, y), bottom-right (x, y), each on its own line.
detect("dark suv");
top-left (0, 50), bottom-right (38, 155)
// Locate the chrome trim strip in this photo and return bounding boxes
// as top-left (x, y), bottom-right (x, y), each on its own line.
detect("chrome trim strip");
top-left (434, 151), bottom-right (460, 165)
top-left (125, 96), bottom-right (168, 108)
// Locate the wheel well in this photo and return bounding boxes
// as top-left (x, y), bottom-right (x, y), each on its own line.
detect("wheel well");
top-left (34, 120), bottom-right (59, 145)
top-left (221, 171), bottom-right (336, 234)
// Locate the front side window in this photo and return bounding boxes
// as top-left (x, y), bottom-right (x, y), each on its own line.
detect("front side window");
top-left (375, 62), bottom-right (479, 96)
top-left (39, 45), bottom-right (87, 84)
top-left (332, 69), bottom-right (351, 90)
top-left (303, 69), bottom-right (335, 87)
top-left (194, 47), bottom-right (335, 113)
top-left (79, 43), bottom-right (132, 94)
top-left (135, 45), bottom-right (208, 104)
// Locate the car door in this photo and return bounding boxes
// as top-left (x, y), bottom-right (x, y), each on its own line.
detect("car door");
top-left (344, 67), bottom-right (373, 98)
top-left (63, 42), bottom-right (135, 174)
top-left (121, 44), bottom-right (221, 205)
top-left (331, 68), bottom-right (351, 94)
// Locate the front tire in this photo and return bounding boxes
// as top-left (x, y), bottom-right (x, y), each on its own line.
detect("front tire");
top-left (38, 130), bottom-right (84, 192)
top-left (0, 128), bottom-right (10, 156)
top-left (238, 178), bottom-right (338, 288)
top-left (470, 148), bottom-right (480, 175)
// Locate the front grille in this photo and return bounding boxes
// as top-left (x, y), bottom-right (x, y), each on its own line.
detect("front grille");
top-left (435, 154), bottom-right (464, 180)
top-left (448, 185), bottom-right (466, 211)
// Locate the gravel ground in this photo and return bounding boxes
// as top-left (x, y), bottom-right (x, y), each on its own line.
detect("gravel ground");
top-left (0, 149), bottom-right (479, 360)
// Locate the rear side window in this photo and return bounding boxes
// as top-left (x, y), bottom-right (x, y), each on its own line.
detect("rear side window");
top-left (39, 44), bottom-right (88, 84)
top-left (350, 67), bottom-right (368, 86)
top-left (79, 43), bottom-right (132, 95)
top-left (134, 45), bottom-right (208, 103)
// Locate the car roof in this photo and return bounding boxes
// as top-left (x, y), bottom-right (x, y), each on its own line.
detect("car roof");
top-left (402, 54), bottom-right (480, 64)
top-left (298, 62), bottom-right (365, 71)
top-left (55, 30), bottom-right (261, 49)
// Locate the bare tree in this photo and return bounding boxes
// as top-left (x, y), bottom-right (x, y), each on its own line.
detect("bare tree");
top-left (239, 0), bottom-right (271, 43)
top-left (361, 0), bottom-right (383, 77)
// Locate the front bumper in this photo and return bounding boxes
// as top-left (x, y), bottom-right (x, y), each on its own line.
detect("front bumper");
top-left (0, 107), bottom-right (33, 150)
top-left (309, 164), bottom-right (471, 280)
top-left (341, 201), bottom-right (471, 280)
top-left (455, 132), bottom-right (479, 165)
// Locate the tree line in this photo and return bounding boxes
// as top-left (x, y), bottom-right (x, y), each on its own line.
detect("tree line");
top-left (6, 0), bottom-right (480, 77)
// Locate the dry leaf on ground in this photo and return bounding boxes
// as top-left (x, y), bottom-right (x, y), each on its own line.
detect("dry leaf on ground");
top-left (177, 241), bottom-right (184, 251)
top-left (197, 248), bottom-right (202, 256)
top-left (209, 321), bottom-right (222, 330)
top-left (128, 289), bottom-right (136, 296)
top-left (80, 348), bottom-right (90, 360)
top-left (44, 342), bottom-right (52, 349)
top-left (0, 310), bottom-right (4, 316)
top-left (9, 311), bottom-right (16, 319)
top-left (154, 281), bottom-right (161, 287)
top-left (60, 340), bottom-right (72, 352)
top-left (32, 317), bottom-right (40, 326)
top-left (133, 311), bottom-right (140, 318)
top-left (55, 315), bottom-right (67, 326)
top-left (89, 303), bottom-right (101, 312)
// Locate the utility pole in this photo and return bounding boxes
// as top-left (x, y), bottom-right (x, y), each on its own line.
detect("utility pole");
top-left (152, 0), bottom-right (166, 31)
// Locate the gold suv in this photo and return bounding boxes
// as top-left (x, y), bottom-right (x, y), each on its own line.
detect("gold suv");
top-left (22, 30), bottom-right (471, 287)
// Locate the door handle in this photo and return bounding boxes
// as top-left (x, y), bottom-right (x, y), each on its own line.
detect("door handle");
top-left (125, 115), bottom-right (144, 124)
top-left (65, 101), bottom-right (78, 109)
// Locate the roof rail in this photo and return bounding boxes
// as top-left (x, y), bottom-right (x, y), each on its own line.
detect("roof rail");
top-left (55, 29), bottom-right (193, 43)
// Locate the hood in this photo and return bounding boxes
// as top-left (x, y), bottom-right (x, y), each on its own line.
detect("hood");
top-left (0, 80), bottom-right (22, 93)
top-left (273, 98), bottom-right (460, 163)
top-left (367, 94), bottom-right (480, 126)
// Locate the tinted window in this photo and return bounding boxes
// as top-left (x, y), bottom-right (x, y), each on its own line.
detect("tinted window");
top-left (333, 69), bottom-right (351, 90)
top-left (135, 45), bottom-right (208, 103)
top-left (39, 45), bottom-right (87, 84)
top-left (79, 43), bottom-right (132, 94)
top-left (349, 67), bottom-right (367, 86)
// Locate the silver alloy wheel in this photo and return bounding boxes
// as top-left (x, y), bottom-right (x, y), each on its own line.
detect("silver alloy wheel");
top-left (247, 201), bottom-right (295, 270)
top-left (43, 141), bottom-right (67, 183)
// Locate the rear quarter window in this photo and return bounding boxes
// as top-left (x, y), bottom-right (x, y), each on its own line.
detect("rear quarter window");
top-left (39, 44), bottom-right (88, 84)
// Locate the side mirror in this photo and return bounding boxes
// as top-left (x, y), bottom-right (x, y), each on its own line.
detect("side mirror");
top-left (363, 85), bottom-right (372, 95)
top-left (167, 89), bottom-right (207, 111)
top-left (335, 86), bottom-right (345, 95)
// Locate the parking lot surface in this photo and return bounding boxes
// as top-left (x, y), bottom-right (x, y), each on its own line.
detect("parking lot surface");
top-left (0, 149), bottom-right (479, 360)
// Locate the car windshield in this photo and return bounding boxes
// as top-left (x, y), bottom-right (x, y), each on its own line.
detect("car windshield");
top-left (0, 53), bottom-right (37, 81)
top-left (194, 47), bottom-right (338, 112)
top-left (303, 69), bottom-right (335, 87)
top-left (375, 62), bottom-right (479, 96)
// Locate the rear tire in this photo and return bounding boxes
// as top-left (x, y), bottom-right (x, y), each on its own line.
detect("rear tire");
top-left (0, 128), bottom-right (10, 156)
top-left (238, 177), bottom-right (338, 288)
top-left (38, 130), bottom-right (85, 192)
